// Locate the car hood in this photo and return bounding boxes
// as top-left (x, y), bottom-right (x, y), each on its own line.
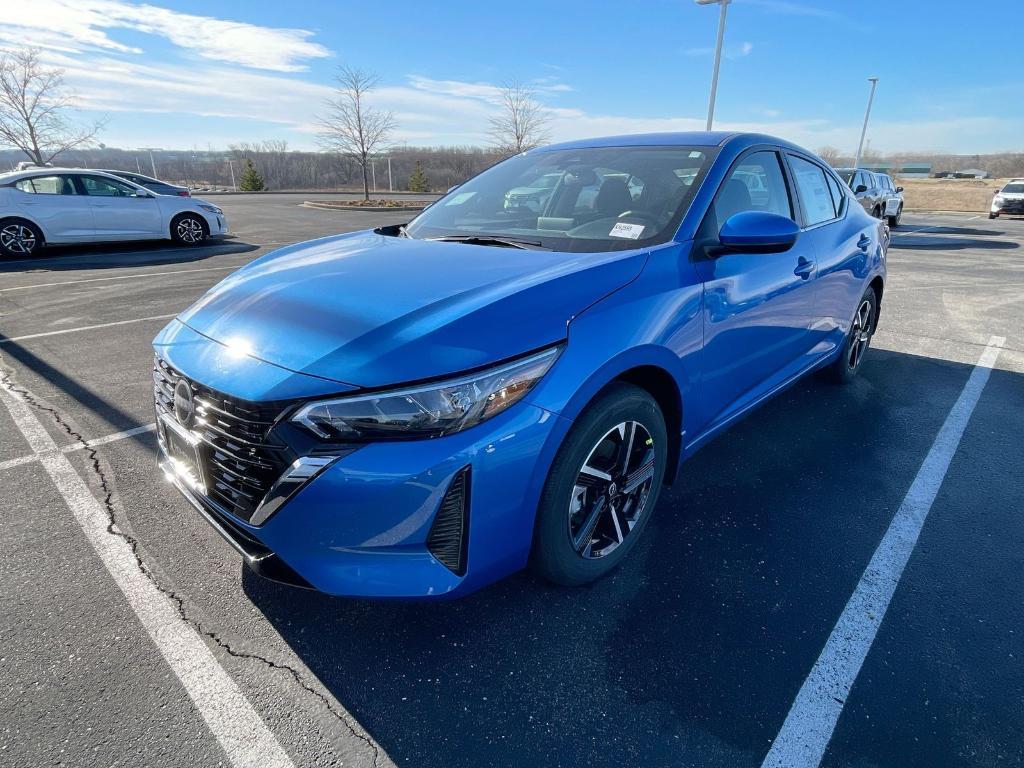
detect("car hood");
top-left (174, 230), bottom-right (647, 388)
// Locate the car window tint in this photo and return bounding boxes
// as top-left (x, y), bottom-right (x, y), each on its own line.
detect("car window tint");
top-left (789, 155), bottom-right (837, 225)
top-left (80, 175), bottom-right (137, 197)
top-left (825, 171), bottom-right (846, 216)
top-left (14, 175), bottom-right (75, 194)
top-left (712, 150), bottom-right (792, 227)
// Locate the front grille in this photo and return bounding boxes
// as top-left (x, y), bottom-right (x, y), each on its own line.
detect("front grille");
top-left (427, 467), bottom-right (470, 575)
top-left (154, 357), bottom-right (290, 523)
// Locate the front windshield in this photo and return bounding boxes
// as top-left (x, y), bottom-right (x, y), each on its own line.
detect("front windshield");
top-left (405, 145), bottom-right (714, 252)
top-left (1003, 183), bottom-right (1024, 194)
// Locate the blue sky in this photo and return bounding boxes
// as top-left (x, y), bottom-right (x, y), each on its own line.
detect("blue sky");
top-left (3, 0), bottom-right (1023, 154)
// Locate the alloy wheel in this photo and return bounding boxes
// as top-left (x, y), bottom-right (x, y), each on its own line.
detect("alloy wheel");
top-left (1, 223), bottom-right (37, 254)
top-left (176, 217), bottom-right (204, 244)
top-left (848, 299), bottom-right (873, 370)
top-left (569, 420), bottom-right (656, 559)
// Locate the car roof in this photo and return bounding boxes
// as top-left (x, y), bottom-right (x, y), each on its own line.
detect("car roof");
top-left (0, 167), bottom-right (150, 187)
top-left (101, 169), bottom-right (165, 182)
top-left (532, 131), bottom-right (812, 155)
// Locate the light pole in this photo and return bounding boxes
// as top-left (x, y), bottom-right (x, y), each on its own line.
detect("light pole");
top-left (387, 157), bottom-right (393, 192)
top-left (227, 159), bottom-right (237, 192)
top-left (853, 77), bottom-right (879, 170)
top-left (696, 0), bottom-right (731, 131)
top-left (139, 147), bottom-right (162, 178)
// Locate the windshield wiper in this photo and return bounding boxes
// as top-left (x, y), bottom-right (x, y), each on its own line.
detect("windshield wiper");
top-left (426, 235), bottom-right (549, 251)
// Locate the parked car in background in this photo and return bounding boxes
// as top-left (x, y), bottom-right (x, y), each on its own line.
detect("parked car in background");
top-left (154, 131), bottom-right (886, 600)
top-left (876, 173), bottom-right (904, 227)
top-left (990, 179), bottom-right (1024, 219)
top-left (101, 169), bottom-right (191, 197)
top-left (836, 168), bottom-right (886, 219)
top-left (0, 168), bottom-right (225, 257)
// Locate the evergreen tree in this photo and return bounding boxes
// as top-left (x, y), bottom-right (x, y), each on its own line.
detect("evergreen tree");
top-left (239, 159), bottom-right (266, 191)
top-left (407, 160), bottom-right (429, 193)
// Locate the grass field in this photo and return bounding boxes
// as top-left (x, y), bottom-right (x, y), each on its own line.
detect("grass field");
top-left (899, 177), bottom-right (1005, 212)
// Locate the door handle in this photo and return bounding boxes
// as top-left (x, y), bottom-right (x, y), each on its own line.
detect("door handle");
top-left (794, 257), bottom-right (815, 279)
top-left (857, 234), bottom-right (871, 251)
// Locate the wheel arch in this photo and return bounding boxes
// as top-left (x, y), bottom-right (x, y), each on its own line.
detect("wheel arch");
top-left (169, 210), bottom-right (209, 240)
top-left (0, 214), bottom-right (47, 245)
top-left (537, 345), bottom-right (688, 487)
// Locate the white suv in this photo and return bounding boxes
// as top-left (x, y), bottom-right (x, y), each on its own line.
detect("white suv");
top-left (0, 168), bottom-right (227, 258)
top-left (990, 179), bottom-right (1024, 219)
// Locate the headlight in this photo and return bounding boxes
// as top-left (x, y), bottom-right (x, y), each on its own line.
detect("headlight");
top-left (291, 347), bottom-right (560, 441)
top-left (198, 203), bottom-right (223, 215)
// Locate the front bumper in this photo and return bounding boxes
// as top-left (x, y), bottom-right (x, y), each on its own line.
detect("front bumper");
top-left (992, 199), bottom-right (1024, 215)
top-left (156, 362), bottom-right (567, 599)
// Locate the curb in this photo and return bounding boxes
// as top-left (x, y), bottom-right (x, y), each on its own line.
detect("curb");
top-left (301, 201), bottom-right (426, 212)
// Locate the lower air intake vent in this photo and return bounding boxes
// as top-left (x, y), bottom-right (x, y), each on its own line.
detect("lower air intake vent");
top-left (427, 467), bottom-right (470, 575)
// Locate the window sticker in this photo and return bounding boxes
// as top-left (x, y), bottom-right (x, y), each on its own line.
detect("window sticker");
top-left (609, 222), bottom-right (645, 239)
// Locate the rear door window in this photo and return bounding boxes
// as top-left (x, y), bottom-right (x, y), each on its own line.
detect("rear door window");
top-left (788, 154), bottom-right (838, 226)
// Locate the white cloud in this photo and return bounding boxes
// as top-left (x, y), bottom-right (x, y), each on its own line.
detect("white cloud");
top-left (684, 41), bottom-right (754, 59)
top-left (7, 38), bottom-right (1017, 154)
top-left (0, 0), bottom-right (330, 71)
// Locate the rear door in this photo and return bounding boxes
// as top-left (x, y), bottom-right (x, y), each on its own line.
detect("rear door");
top-left (693, 148), bottom-right (819, 430)
top-left (786, 153), bottom-right (874, 356)
top-left (76, 174), bottom-right (163, 240)
top-left (11, 174), bottom-right (95, 242)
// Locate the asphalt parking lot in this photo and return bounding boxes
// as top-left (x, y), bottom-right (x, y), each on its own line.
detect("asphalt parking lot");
top-left (1, 196), bottom-right (1022, 768)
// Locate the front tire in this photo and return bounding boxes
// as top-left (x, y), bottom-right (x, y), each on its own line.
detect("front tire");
top-left (0, 218), bottom-right (43, 258)
top-left (171, 213), bottom-right (208, 246)
top-left (989, 212), bottom-right (998, 220)
top-left (532, 382), bottom-right (668, 586)
top-left (824, 288), bottom-right (878, 385)
top-left (887, 205), bottom-right (902, 228)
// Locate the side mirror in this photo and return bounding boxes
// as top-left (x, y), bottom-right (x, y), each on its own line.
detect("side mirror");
top-left (718, 211), bottom-right (799, 254)
top-left (855, 184), bottom-right (868, 194)
top-left (896, 186), bottom-right (904, 193)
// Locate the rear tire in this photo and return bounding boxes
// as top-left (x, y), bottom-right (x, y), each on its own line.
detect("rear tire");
top-left (823, 287), bottom-right (878, 385)
top-left (0, 218), bottom-right (43, 258)
top-left (531, 382), bottom-right (668, 586)
top-left (170, 213), bottom-right (208, 246)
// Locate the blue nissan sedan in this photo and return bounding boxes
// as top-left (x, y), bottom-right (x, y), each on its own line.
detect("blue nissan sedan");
top-left (153, 132), bottom-right (886, 599)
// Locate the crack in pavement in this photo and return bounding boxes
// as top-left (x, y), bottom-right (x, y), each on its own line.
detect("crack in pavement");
top-left (0, 368), bottom-right (383, 768)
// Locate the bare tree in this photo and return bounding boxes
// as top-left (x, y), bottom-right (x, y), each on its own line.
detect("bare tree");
top-left (488, 81), bottom-right (551, 157)
top-left (317, 66), bottom-right (395, 200)
top-left (816, 145), bottom-right (841, 167)
top-left (0, 48), bottom-right (102, 165)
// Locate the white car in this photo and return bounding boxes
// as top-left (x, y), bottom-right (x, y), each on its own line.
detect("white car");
top-left (0, 168), bottom-right (227, 257)
top-left (990, 179), bottom-right (1024, 219)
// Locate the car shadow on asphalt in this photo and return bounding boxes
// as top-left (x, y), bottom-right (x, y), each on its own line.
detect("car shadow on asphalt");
top-left (239, 348), bottom-right (1015, 768)
top-left (891, 236), bottom-right (1019, 251)
top-left (0, 237), bottom-right (259, 273)
top-left (0, 339), bottom-right (155, 450)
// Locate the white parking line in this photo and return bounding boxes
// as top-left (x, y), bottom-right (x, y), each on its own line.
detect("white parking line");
top-left (0, 265), bottom-right (239, 293)
top-left (0, 423), bottom-right (157, 473)
top-left (0, 314), bottom-right (176, 344)
top-left (761, 335), bottom-right (1005, 768)
top-left (0, 383), bottom-right (295, 768)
